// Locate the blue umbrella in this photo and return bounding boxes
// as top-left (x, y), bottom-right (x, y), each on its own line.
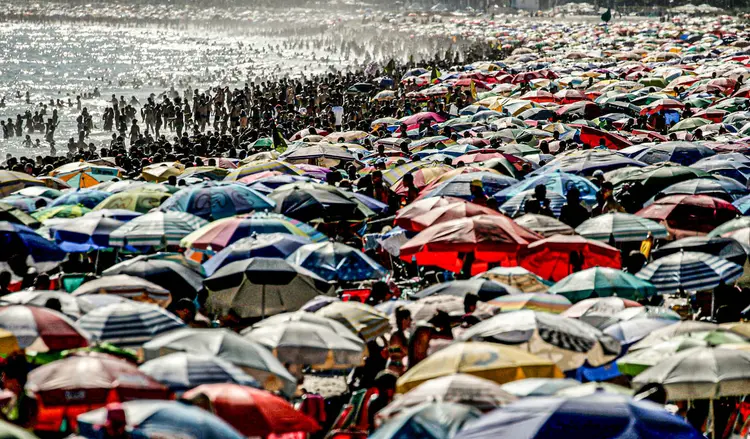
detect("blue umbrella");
top-left (203, 233), bottom-right (312, 276)
top-left (352, 192), bottom-right (389, 214)
top-left (288, 241), bottom-right (387, 282)
top-left (693, 159), bottom-right (750, 186)
top-left (49, 189), bottom-right (111, 209)
top-left (633, 141), bottom-right (715, 166)
top-left (659, 177), bottom-right (748, 202)
top-left (371, 403), bottom-right (481, 439)
top-left (0, 221), bottom-right (66, 273)
top-left (47, 216), bottom-right (124, 252)
top-left (733, 193), bottom-right (750, 214)
top-left (495, 171), bottom-right (599, 206)
top-left (160, 182), bottom-right (276, 220)
top-left (77, 400), bottom-right (245, 439)
top-left (423, 172), bottom-right (518, 200)
top-left (455, 394), bottom-right (702, 439)
top-left (248, 175), bottom-right (314, 194)
top-left (498, 190), bottom-right (566, 218)
top-left (139, 352), bottom-right (258, 393)
top-left (636, 251), bottom-right (743, 294)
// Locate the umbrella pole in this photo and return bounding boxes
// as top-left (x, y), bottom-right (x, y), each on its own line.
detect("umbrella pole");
top-left (94, 249), bottom-right (100, 274)
top-left (709, 398), bottom-right (715, 439)
top-left (262, 283), bottom-right (266, 320)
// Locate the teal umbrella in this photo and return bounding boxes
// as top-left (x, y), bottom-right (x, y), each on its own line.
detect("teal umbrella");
top-left (548, 267), bottom-right (657, 303)
top-left (371, 403), bottom-right (480, 439)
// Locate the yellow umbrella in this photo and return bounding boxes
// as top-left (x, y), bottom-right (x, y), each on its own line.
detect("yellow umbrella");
top-left (722, 322), bottom-right (750, 338)
top-left (396, 342), bottom-right (562, 393)
top-left (0, 170), bottom-right (44, 197)
top-left (142, 161), bottom-right (185, 182)
top-left (0, 329), bottom-right (20, 356)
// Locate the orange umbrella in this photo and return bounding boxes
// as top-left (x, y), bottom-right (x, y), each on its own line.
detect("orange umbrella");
top-left (400, 215), bottom-right (542, 274)
top-left (519, 235), bottom-right (622, 282)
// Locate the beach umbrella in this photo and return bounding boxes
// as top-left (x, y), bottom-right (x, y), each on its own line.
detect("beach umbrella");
top-left (202, 233), bottom-right (311, 276)
top-left (72, 275), bottom-right (171, 307)
top-left (226, 160), bottom-right (302, 181)
top-left (0, 305), bottom-right (88, 350)
top-left (629, 321), bottom-right (733, 351)
top-left (579, 126), bottom-right (632, 150)
top-left (78, 302), bottom-right (184, 348)
top-left (31, 204), bottom-right (91, 222)
top-left (561, 297), bottom-right (643, 328)
top-left (693, 159), bottom-right (750, 186)
top-left (669, 117), bottom-right (712, 132)
top-left (636, 251), bottom-right (743, 294)
top-left (49, 189), bottom-right (110, 209)
top-left (371, 403), bottom-right (480, 439)
top-left (92, 190), bottom-right (171, 213)
top-left (636, 194), bottom-right (740, 235)
top-left (422, 173), bottom-right (518, 200)
top-left (178, 166), bottom-right (230, 182)
top-left (476, 267), bottom-right (550, 293)
top-left (537, 149), bottom-right (644, 176)
top-left (242, 320), bottom-right (364, 368)
top-left (46, 216), bottom-right (124, 252)
top-left (549, 267), bottom-right (657, 303)
top-left (602, 306), bottom-right (681, 327)
top-left (412, 279), bottom-right (520, 301)
top-left (141, 161), bottom-right (184, 182)
top-left (633, 141), bottom-right (715, 166)
top-left (633, 347), bottom-right (750, 400)
top-left (458, 310), bottom-right (621, 370)
top-left (316, 301), bottom-right (391, 342)
top-left (497, 172), bottom-right (599, 206)
top-left (139, 352), bottom-right (258, 393)
top-left (514, 214), bottom-right (574, 237)
top-left (204, 257), bottom-right (333, 319)
top-left (611, 163), bottom-right (711, 199)
top-left (659, 177), bottom-right (748, 202)
top-left (102, 254), bottom-right (204, 301)
top-left (575, 212), bottom-right (667, 242)
top-left (97, 181), bottom-right (177, 195)
top-left (269, 182), bottom-right (374, 222)
top-left (652, 236), bottom-right (747, 267)
top-left (519, 235), bottom-right (621, 282)
top-left (499, 378), bottom-right (580, 397)
top-left (109, 211), bottom-right (207, 248)
top-left (709, 216), bottom-right (750, 238)
top-left (0, 171), bottom-right (43, 197)
top-left (0, 290), bottom-right (94, 320)
top-left (142, 327), bottom-right (295, 396)
top-left (183, 384), bottom-right (319, 437)
top-left (288, 241), bottom-right (387, 282)
top-left (397, 295), bottom-right (498, 325)
top-left (617, 335), bottom-right (740, 377)
top-left (0, 420), bottom-right (39, 439)
top-left (50, 162), bottom-right (121, 188)
top-left (396, 342), bottom-right (562, 393)
top-left (0, 202), bottom-right (39, 228)
top-left (158, 182), bottom-right (275, 220)
top-left (454, 394), bottom-right (702, 439)
top-left (77, 400), bottom-right (245, 439)
top-left (246, 174), bottom-right (313, 194)
top-left (603, 318), bottom-right (678, 345)
top-left (400, 215), bottom-right (542, 274)
top-left (395, 197), bottom-right (499, 233)
top-left (498, 190), bottom-right (566, 218)
top-left (554, 382), bottom-right (634, 397)
top-left (0, 221), bottom-right (66, 274)
top-left (0, 196), bottom-right (48, 214)
top-left (28, 354), bottom-right (171, 433)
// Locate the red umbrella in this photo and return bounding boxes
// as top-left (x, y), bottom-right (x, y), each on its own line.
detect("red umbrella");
top-left (400, 112), bottom-right (446, 126)
top-left (512, 71), bottom-right (543, 84)
top-left (579, 126), bottom-right (633, 150)
top-left (636, 194), bottom-right (740, 235)
top-left (522, 90), bottom-right (556, 103)
top-left (399, 215), bottom-right (542, 274)
top-left (183, 384), bottom-right (319, 437)
top-left (0, 305), bottom-right (88, 351)
top-left (396, 199), bottom-right (503, 232)
top-left (692, 109), bottom-right (728, 123)
top-left (290, 128), bottom-right (329, 141)
top-left (708, 77), bottom-right (737, 93)
top-left (630, 129), bottom-right (668, 142)
top-left (519, 235), bottom-right (622, 282)
top-left (554, 89), bottom-right (589, 104)
top-left (395, 196), bottom-right (466, 231)
top-left (640, 98), bottom-right (684, 116)
top-left (452, 78), bottom-right (490, 90)
top-left (28, 353), bottom-right (170, 432)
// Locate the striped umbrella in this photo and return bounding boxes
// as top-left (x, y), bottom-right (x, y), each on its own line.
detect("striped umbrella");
top-left (180, 212), bottom-right (326, 254)
top-left (202, 234), bottom-right (311, 276)
top-left (72, 275), bottom-right (171, 307)
top-left (225, 160), bottom-right (302, 181)
top-left (0, 222), bottom-right (66, 274)
top-left (47, 216), bottom-right (124, 252)
top-left (93, 190), bottom-right (171, 213)
top-left (1, 290), bottom-right (96, 320)
top-left (575, 212), bottom-right (667, 242)
top-left (382, 161), bottom-right (435, 186)
top-left (48, 189), bottom-right (111, 209)
top-left (31, 204), bottom-right (91, 223)
top-left (0, 305), bottom-right (88, 351)
top-left (488, 293), bottom-right (572, 314)
top-left (548, 267), bottom-right (657, 303)
top-left (109, 211), bottom-right (207, 248)
top-left (159, 182), bottom-right (275, 220)
top-left (139, 352), bottom-right (258, 393)
top-left (0, 170), bottom-right (44, 197)
top-left (635, 251), bottom-right (743, 294)
top-left (316, 301), bottom-right (391, 342)
top-left (78, 301), bottom-right (185, 348)
top-left (499, 190), bottom-right (566, 218)
top-left (476, 267), bottom-right (550, 293)
top-left (50, 162), bottom-right (121, 188)
top-left (102, 254), bottom-right (204, 302)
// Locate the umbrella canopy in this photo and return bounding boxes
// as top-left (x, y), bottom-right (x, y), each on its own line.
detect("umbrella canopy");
top-left (0, 420), bottom-right (39, 439)
top-left (498, 190), bottom-right (567, 218)
top-left (49, 189), bottom-right (111, 209)
top-left (142, 327), bottom-right (296, 397)
top-left (92, 190), bottom-right (171, 214)
top-left (109, 211), bottom-right (207, 248)
top-left (603, 318), bottom-right (678, 345)
top-left (142, 161), bottom-right (185, 182)
top-left (499, 378), bottom-right (581, 397)
top-left (0, 222), bottom-right (66, 274)
top-left (0, 170), bottom-right (43, 197)
top-left (72, 275), bottom-right (171, 307)
top-left (635, 251), bottom-right (743, 294)
top-left (519, 235), bottom-right (621, 282)
top-left (652, 236), bottom-right (747, 267)
top-left (476, 267), bottom-right (550, 293)
top-left (411, 279), bottom-right (520, 301)
top-left (51, 162), bottom-right (121, 188)
top-left (487, 293), bottom-right (572, 314)
top-left (242, 320), bottom-right (364, 368)
top-left (316, 301), bottom-right (391, 342)
top-left (454, 394), bottom-right (702, 439)
top-left (635, 194), bottom-right (740, 235)
top-left (633, 347), bottom-right (750, 400)
top-left (548, 267), bottom-right (657, 303)
top-left (659, 177), bottom-right (748, 202)
top-left (287, 241), bottom-right (387, 282)
top-left (617, 335), bottom-right (734, 377)
top-left (377, 374), bottom-right (516, 422)
top-left (371, 402), bottom-right (481, 439)
top-left (0, 305), bottom-right (88, 351)
top-left (139, 352), bottom-right (258, 393)
top-left (77, 302), bottom-right (185, 348)
top-left (31, 204), bottom-right (91, 222)
top-left (399, 215), bottom-right (542, 274)
top-left (396, 342), bottom-right (562, 393)
top-left (204, 257), bottom-right (333, 319)
top-left (180, 212), bottom-right (326, 254)
top-left (202, 233), bottom-right (312, 276)
top-left (77, 400), bottom-right (245, 439)
top-left (629, 321), bottom-right (733, 351)
top-left (269, 182), bottom-right (374, 222)
top-left (183, 384), bottom-right (319, 437)
top-left (159, 182), bottom-right (275, 220)
top-left (47, 215), bottom-right (124, 252)
top-left (497, 172), bottom-right (599, 206)
top-left (575, 212), bottom-right (667, 242)
top-left (561, 297), bottom-right (643, 328)
top-left (1, 290), bottom-right (93, 320)
top-left (102, 254), bottom-right (204, 301)
top-left (458, 310), bottom-right (621, 370)
top-left (395, 198), bottom-right (504, 233)
top-left (610, 163), bottom-right (710, 200)
top-left (633, 142), bottom-right (715, 167)
top-left (514, 214), bottom-right (574, 237)
top-left (0, 202), bottom-right (39, 228)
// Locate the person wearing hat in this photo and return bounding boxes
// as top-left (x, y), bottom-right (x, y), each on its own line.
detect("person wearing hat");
top-left (469, 179), bottom-right (488, 206)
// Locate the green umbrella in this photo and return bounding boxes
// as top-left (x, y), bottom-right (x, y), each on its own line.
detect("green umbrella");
top-left (638, 77), bottom-right (667, 88)
top-left (617, 336), bottom-right (709, 377)
top-left (683, 96), bottom-right (713, 109)
top-left (252, 137), bottom-right (274, 149)
top-left (548, 267), bottom-right (657, 303)
top-left (668, 117), bottom-right (712, 132)
top-left (711, 97), bottom-right (750, 112)
top-left (31, 204), bottom-right (91, 222)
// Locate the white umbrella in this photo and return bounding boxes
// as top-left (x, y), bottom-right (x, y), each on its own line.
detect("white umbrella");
top-left (72, 274), bottom-right (171, 307)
